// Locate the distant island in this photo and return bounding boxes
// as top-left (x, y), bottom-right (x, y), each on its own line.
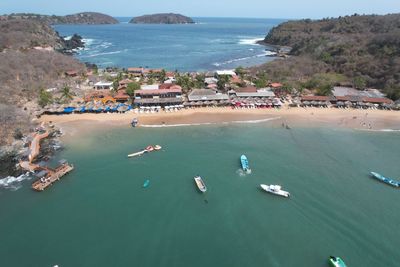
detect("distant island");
top-left (4, 12), bottom-right (119, 25)
top-left (130, 13), bottom-right (194, 24)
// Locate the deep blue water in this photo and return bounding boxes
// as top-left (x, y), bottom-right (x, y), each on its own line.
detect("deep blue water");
top-left (54, 17), bottom-right (285, 71)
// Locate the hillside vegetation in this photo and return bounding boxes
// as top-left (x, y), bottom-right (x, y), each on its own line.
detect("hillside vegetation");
top-left (4, 12), bottom-right (119, 25)
top-left (256, 13), bottom-right (400, 99)
top-left (0, 19), bottom-right (84, 146)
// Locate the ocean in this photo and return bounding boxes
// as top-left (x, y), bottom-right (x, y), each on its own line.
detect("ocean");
top-left (54, 17), bottom-right (284, 71)
top-left (1, 123), bottom-right (400, 266)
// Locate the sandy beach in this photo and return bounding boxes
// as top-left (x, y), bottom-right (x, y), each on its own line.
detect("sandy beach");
top-left (39, 107), bottom-right (400, 134)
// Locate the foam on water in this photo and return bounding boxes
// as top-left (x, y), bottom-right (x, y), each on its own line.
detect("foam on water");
top-left (140, 117), bottom-right (280, 128)
top-left (213, 51), bottom-right (276, 67)
top-left (238, 37), bottom-right (264, 45)
top-left (0, 172), bottom-right (32, 191)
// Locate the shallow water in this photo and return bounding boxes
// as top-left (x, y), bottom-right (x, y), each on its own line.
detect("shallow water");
top-left (1, 124), bottom-right (400, 266)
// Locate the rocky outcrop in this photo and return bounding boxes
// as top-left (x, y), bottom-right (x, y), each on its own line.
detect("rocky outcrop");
top-left (130, 13), bottom-right (194, 24)
top-left (5, 12), bottom-right (119, 25)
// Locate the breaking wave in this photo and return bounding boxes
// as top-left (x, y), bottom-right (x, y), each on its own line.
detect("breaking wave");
top-left (0, 173), bottom-right (32, 191)
top-left (140, 117), bottom-right (280, 128)
top-left (238, 38), bottom-right (264, 45)
top-left (212, 51), bottom-right (276, 67)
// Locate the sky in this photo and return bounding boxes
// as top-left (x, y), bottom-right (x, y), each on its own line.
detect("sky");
top-left (1, 0), bottom-right (400, 19)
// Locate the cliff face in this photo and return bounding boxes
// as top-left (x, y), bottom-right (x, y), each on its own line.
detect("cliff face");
top-left (258, 13), bottom-right (400, 98)
top-left (130, 13), bottom-right (194, 24)
top-left (5, 12), bottom-right (119, 25)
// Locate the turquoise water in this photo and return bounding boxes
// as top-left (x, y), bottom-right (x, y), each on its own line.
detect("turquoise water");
top-left (54, 17), bottom-right (284, 71)
top-left (1, 124), bottom-right (400, 266)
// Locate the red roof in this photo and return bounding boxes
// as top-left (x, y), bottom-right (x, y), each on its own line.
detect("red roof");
top-left (335, 96), bottom-right (350, 101)
top-left (119, 79), bottom-right (134, 85)
top-left (230, 75), bottom-right (242, 84)
top-left (362, 97), bottom-right (393, 104)
top-left (270, 83), bottom-right (283, 88)
top-left (236, 86), bottom-right (257, 93)
top-left (159, 84), bottom-right (182, 90)
top-left (166, 72), bottom-right (175, 77)
top-left (135, 89), bottom-right (182, 96)
top-left (301, 96), bottom-right (330, 101)
top-left (128, 67), bottom-right (144, 72)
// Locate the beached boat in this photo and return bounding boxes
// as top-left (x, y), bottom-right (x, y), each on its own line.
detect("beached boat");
top-left (240, 155), bottom-right (250, 172)
top-left (328, 256), bottom-right (347, 267)
top-left (194, 176), bottom-right (207, 193)
top-left (370, 172), bottom-right (400, 187)
top-left (143, 179), bottom-right (150, 188)
top-left (154, 145), bottom-right (162, 151)
top-left (260, 184), bottom-right (290, 198)
top-left (131, 118), bottom-right (138, 127)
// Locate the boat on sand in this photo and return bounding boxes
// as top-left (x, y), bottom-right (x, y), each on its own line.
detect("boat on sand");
top-left (328, 256), bottom-right (347, 267)
top-left (194, 176), bottom-right (207, 193)
top-left (260, 184), bottom-right (290, 198)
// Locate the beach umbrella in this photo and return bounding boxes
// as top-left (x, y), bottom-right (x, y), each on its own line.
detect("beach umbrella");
top-left (303, 101), bottom-right (310, 105)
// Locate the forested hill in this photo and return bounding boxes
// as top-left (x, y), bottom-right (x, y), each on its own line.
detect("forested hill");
top-left (258, 13), bottom-right (400, 99)
top-left (3, 12), bottom-right (119, 25)
top-left (130, 13), bottom-right (194, 24)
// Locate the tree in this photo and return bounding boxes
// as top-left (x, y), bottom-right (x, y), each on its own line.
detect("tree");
top-left (353, 76), bottom-right (366, 89)
top-left (235, 66), bottom-right (246, 78)
top-left (217, 75), bottom-right (230, 91)
top-left (316, 83), bottom-right (333, 96)
top-left (126, 82), bottom-right (140, 96)
top-left (195, 73), bottom-right (205, 88)
top-left (38, 88), bottom-right (53, 107)
top-left (60, 85), bottom-right (73, 103)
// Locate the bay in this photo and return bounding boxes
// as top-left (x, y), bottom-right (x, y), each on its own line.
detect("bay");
top-left (1, 124), bottom-right (400, 266)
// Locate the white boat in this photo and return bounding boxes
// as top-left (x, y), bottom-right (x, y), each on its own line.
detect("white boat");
top-left (154, 145), bottom-right (162, 151)
top-left (194, 176), bottom-right (207, 193)
top-left (260, 184), bottom-right (290, 198)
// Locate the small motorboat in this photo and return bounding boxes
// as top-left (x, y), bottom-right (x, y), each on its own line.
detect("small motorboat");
top-left (146, 145), bottom-right (154, 152)
top-left (328, 256), bottom-right (347, 267)
top-left (240, 155), bottom-right (250, 172)
top-left (143, 179), bottom-right (150, 188)
top-left (154, 145), bottom-right (162, 151)
top-left (260, 184), bottom-right (290, 198)
top-left (370, 172), bottom-right (400, 187)
top-left (194, 176), bottom-right (207, 193)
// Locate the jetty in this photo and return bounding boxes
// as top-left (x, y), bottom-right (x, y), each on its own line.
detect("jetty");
top-left (18, 127), bottom-right (75, 192)
top-left (32, 160), bottom-right (74, 191)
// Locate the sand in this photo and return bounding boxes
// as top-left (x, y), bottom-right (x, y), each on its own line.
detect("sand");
top-left (38, 107), bottom-right (400, 133)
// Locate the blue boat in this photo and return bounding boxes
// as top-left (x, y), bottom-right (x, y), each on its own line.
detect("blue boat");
top-left (240, 155), bottom-right (250, 172)
top-left (370, 172), bottom-right (400, 187)
top-left (143, 179), bottom-right (150, 188)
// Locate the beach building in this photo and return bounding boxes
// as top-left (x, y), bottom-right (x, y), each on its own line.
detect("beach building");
top-left (134, 88), bottom-right (183, 106)
top-left (118, 79), bottom-right (134, 89)
top-left (300, 96), bottom-right (332, 107)
top-left (187, 89), bottom-right (229, 106)
top-left (94, 81), bottom-right (113, 90)
top-left (216, 70), bottom-right (236, 77)
top-left (229, 87), bottom-right (278, 108)
top-left (141, 84), bottom-right (160, 90)
top-left (114, 90), bottom-right (130, 103)
top-left (128, 67), bottom-right (145, 77)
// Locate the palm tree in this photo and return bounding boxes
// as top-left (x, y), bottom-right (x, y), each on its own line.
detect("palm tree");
top-left (61, 86), bottom-right (73, 103)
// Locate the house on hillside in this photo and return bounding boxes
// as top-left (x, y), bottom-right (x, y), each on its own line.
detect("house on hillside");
top-left (94, 81), bottom-right (113, 90)
top-left (215, 70), bottom-right (236, 77)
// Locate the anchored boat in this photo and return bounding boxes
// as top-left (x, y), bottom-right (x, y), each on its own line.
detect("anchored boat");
top-left (260, 184), bottom-right (290, 198)
top-left (143, 179), bottom-right (150, 188)
top-left (194, 176), bottom-right (207, 193)
top-left (328, 256), bottom-right (347, 267)
top-left (240, 155), bottom-right (250, 172)
top-left (370, 172), bottom-right (400, 187)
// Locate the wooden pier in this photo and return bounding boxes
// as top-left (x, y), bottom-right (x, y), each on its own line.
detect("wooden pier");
top-left (31, 162), bottom-right (74, 191)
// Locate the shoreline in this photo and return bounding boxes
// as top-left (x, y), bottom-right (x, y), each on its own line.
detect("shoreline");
top-left (39, 107), bottom-right (400, 132)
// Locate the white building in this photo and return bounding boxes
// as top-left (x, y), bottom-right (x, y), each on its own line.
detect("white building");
top-left (94, 81), bottom-right (113, 90)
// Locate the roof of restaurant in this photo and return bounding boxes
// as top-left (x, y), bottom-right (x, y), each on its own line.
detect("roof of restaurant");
top-left (236, 91), bottom-right (275, 98)
top-left (188, 89), bottom-right (229, 101)
top-left (141, 84), bottom-right (160, 90)
top-left (301, 96), bottom-right (331, 101)
top-left (362, 97), bottom-right (393, 104)
top-left (235, 86), bottom-right (257, 93)
top-left (135, 89), bottom-right (182, 96)
top-left (135, 98), bottom-right (183, 104)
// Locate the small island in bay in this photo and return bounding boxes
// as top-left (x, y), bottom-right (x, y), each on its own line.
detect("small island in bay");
top-left (130, 13), bottom-right (194, 24)
top-left (5, 12), bottom-right (119, 25)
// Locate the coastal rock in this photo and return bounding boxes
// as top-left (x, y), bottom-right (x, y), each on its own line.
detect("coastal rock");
top-left (60, 34), bottom-right (85, 54)
top-left (130, 13), bottom-right (194, 24)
